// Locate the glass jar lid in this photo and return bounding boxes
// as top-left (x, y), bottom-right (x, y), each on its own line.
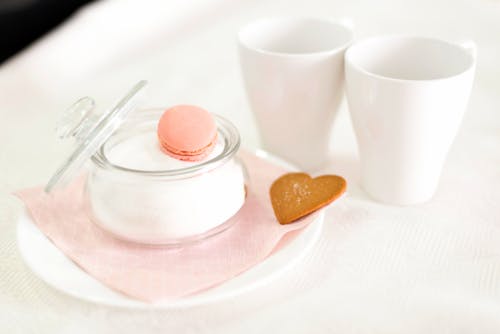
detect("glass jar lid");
top-left (45, 80), bottom-right (147, 193)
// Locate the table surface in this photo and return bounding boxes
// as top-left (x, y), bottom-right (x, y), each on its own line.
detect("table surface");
top-left (1, 0), bottom-right (499, 332)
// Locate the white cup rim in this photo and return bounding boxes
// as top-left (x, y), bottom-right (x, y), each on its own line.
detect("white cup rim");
top-left (345, 35), bottom-right (476, 83)
top-left (238, 16), bottom-right (354, 57)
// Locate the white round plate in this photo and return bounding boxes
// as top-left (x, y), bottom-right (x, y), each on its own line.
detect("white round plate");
top-left (16, 150), bottom-right (324, 309)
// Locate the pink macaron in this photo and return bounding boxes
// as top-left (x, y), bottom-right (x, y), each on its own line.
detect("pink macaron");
top-left (157, 105), bottom-right (218, 162)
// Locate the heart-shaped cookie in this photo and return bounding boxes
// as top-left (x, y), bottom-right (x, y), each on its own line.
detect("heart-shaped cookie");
top-left (270, 173), bottom-right (347, 225)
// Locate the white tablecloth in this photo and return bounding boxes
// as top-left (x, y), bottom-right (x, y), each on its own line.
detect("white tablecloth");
top-left (1, 0), bottom-right (500, 332)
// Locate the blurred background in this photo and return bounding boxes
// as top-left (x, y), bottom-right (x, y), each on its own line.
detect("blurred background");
top-left (0, 0), bottom-right (95, 63)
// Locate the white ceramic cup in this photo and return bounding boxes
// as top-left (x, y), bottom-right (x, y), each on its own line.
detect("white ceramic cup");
top-left (238, 17), bottom-right (354, 171)
top-left (345, 36), bottom-right (476, 205)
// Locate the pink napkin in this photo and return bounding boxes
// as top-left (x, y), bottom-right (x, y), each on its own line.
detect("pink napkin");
top-left (16, 151), bottom-right (319, 302)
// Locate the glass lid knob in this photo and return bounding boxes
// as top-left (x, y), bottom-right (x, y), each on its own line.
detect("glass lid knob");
top-left (45, 80), bottom-right (148, 193)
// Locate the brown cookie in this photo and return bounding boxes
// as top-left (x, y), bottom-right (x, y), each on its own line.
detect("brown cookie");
top-left (270, 173), bottom-right (347, 225)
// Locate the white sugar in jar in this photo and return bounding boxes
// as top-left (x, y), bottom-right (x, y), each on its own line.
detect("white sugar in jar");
top-left (85, 109), bottom-right (246, 245)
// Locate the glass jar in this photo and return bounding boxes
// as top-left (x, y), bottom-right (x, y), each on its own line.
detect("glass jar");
top-left (85, 109), bottom-right (247, 245)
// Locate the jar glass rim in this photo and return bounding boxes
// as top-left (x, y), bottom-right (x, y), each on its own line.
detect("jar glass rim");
top-left (91, 109), bottom-right (241, 179)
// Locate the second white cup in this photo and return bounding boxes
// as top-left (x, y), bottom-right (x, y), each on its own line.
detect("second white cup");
top-left (238, 17), bottom-right (354, 171)
top-left (345, 36), bottom-right (476, 205)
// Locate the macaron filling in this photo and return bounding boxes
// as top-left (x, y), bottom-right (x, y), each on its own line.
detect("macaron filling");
top-left (158, 132), bottom-right (218, 161)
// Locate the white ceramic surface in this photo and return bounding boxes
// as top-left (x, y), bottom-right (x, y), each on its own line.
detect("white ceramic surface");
top-left (238, 17), bottom-right (354, 171)
top-left (16, 151), bottom-right (324, 309)
top-left (345, 36), bottom-right (476, 205)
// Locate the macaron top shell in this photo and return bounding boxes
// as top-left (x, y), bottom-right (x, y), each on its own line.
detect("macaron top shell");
top-left (157, 105), bottom-right (217, 161)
